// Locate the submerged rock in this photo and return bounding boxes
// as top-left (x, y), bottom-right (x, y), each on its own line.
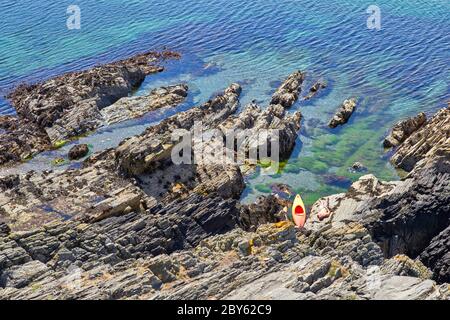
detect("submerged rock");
top-left (328, 98), bottom-right (357, 128)
top-left (68, 144), bottom-right (89, 160)
top-left (302, 80), bottom-right (327, 101)
top-left (270, 183), bottom-right (294, 200)
top-left (323, 174), bottom-right (353, 189)
top-left (349, 162), bottom-right (368, 173)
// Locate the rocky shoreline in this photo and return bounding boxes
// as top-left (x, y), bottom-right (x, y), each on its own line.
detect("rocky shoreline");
top-left (0, 53), bottom-right (449, 300)
top-left (0, 51), bottom-right (183, 167)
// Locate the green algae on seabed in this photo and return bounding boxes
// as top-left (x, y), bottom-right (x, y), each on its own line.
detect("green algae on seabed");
top-left (21, 153), bottom-right (34, 162)
top-left (52, 131), bottom-right (97, 150)
top-left (53, 140), bottom-right (69, 149)
top-left (308, 114), bottom-right (398, 182)
top-left (255, 113), bottom-right (401, 207)
top-left (295, 157), bottom-right (328, 174)
top-left (258, 158), bottom-right (273, 169)
top-left (51, 157), bottom-right (68, 167)
top-left (254, 184), bottom-right (272, 194)
top-left (296, 184), bottom-right (346, 207)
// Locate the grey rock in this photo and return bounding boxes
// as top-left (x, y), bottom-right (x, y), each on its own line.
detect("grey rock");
top-left (100, 84), bottom-right (188, 126)
top-left (270, 71), bottom-right (305, 108)
top-left (419, 226), bottom-right (450, 283)
top-left (8, 51), bottom-right (177, 128)
top-left (373, 276), bottom-right (440, 300)
top-left (384, 112), bottom-right (426, 148)
top-left (0, 116), bottom-right (51, 166)
top-left (2, 51), bottom-right (181, 166)
top-left (0, 260), bottom-right (49, 288)
top-left (1, 74), bottom-right (448, 301)
top-left (239, 195), bottom-right (285, 231)
top-left (381, 255), bottom-right (432, 279)
top-left (391, 106), bottom-right (449, 171)
top-left (0, 222), bottom-right (10, 237)
top-left (328, 98), bottom-right (357, 128)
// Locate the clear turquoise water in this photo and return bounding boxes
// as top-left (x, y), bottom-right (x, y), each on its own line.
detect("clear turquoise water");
top-left (1, 0), bottom-right (449, 204)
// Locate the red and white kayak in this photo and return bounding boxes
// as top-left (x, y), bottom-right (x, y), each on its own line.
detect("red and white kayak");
top-left (292, 194), bottom-right (307, 228)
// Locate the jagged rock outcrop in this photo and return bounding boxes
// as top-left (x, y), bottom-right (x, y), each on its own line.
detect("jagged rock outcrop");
top-left (270, 71), bottom-right (305, 108)
top-left (46, 84), bottom-right (188, 142)
top-left (0, 51), bottom-right (182, 167)
top-left (0, 192), bottom-right (241, 298)
top-left (116, 71), bottom-right (304, 177)
top-left (215, 71), bottom-right (304, 164)
top-left (3, 70), bottom-right (447, 300)
top-left (391, 106), bottom-right (449, 171)
top-left (0, 116), bottom-right (51, 166)
top-left (310, 106), bottom-right (450, 284)
top-left (328, 98), bottom-right (357, 128)
top-left (239, 195), bottom-right (285, 231)
top-left (309, 155), bottom-right (449, 269)
top-left (116, 83), bottom-right (242, 176)
top-left (1, 218), bottom-right (447, 300)
top-left (0, 140), bottom-right (245, 231)
top-left (0, 71), bottom-right (304, 233)
top-left (419, 226), bottom-right (450, 283)
top-left (8, 51), bottom-right (179, 128)
top-left (383, 112), bottom-right (427, 148)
